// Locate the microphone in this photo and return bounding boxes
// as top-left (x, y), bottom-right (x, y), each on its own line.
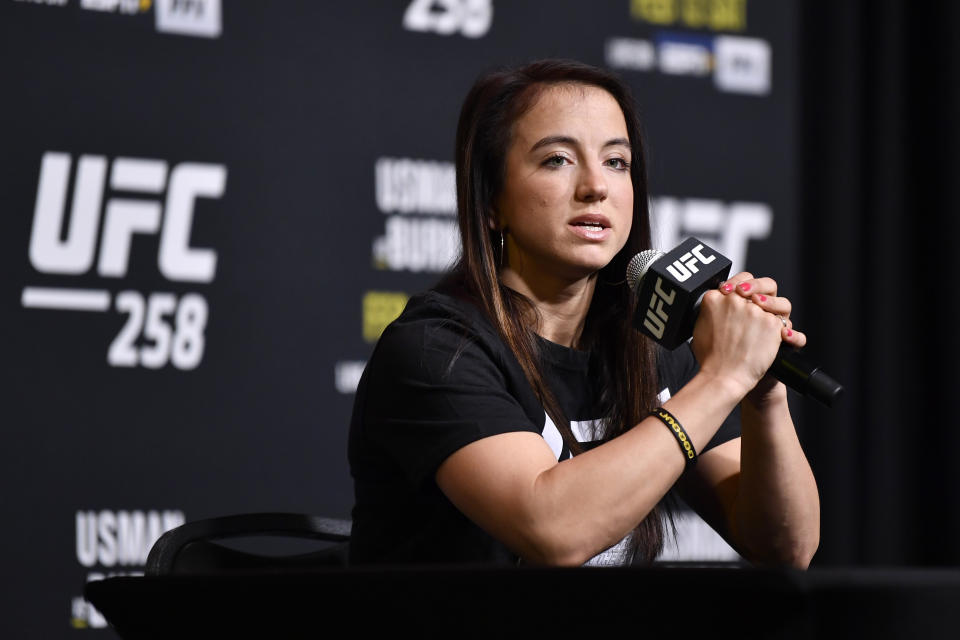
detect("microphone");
top-left (626, 237), bottom-right (843, 408)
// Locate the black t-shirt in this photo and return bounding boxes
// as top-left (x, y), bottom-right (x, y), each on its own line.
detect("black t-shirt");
top-left (347, 289), bottom-right (739, 566)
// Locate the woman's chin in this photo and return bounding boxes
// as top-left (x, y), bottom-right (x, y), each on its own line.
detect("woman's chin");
top-left (567, 250), bottom-right (618, 275)
top-left (553, 258), bottom-right (614, 282)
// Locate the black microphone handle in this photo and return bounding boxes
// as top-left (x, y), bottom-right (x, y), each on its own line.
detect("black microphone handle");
top-left (683, 295), bottom-right (843, 407)
top-left (769, 344), bottom-right (843, 408)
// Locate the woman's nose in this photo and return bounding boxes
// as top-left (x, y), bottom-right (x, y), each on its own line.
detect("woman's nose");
top-left (575, 164), bottom-right (608, 202)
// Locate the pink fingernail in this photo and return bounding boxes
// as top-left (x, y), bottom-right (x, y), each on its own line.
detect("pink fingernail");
top-left (722, 284), bottom-right (733, 292)
top-left (787, 330), bottom-right (793, 337)
top-left (738, 282), bottom-right (751, 292)
top-left (758, 294), bottom-right (767, 302)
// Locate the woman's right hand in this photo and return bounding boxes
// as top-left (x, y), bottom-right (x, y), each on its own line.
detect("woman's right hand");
top-left (690, 272), bottom-right (789, 399)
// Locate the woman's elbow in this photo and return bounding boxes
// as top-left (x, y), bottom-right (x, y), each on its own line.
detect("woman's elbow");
top-left (789, 533), bottom-right (820, 569)
top-left (512, 534), bottom-right (593, 567)
top-left (508, 520), bottom-right (598, 567)
top-left (745, 533), bottom-right (820, 570)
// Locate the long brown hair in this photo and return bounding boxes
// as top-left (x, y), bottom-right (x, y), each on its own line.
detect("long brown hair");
top-left (445, 59), bottom-right (666, 562)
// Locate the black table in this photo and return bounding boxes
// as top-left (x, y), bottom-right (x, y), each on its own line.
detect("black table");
top-left (85, 565), bottom-right (960, 638)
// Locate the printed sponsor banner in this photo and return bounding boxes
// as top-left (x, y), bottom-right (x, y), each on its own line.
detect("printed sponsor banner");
top-left (4, 1), bottom-right (795, 635)
top-left (71, 510), bottom-right (185, 628)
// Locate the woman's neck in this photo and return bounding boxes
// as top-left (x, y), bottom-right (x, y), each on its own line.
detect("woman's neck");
top-left (500, 268), bottom-right (596, 348)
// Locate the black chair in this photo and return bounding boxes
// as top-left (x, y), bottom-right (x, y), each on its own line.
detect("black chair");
top-left (145, 512), bottom-right (351, 576)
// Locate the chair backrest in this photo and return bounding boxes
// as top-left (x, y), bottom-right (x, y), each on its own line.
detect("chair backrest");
top-left (145, 512), bottom-right (351, 576)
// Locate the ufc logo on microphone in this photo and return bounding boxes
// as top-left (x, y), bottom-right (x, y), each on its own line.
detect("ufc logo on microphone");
top-left (643, 277), bottom-right (676, 339)
top-left (666, 243), bottom-right (716, 282)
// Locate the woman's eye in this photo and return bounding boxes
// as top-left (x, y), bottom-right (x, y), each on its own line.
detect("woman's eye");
top-left (607, 158), bottom-right (630, 170)
top-left (543, 155), bottom-right (569, 168)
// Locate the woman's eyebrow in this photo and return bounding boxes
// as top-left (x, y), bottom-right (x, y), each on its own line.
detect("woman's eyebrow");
top-left (529, 135), bottom-right (577, 152)
top-left (604, 137), bottom-right (631, 149)
top-left (529, 135), bottom-right (631, 152)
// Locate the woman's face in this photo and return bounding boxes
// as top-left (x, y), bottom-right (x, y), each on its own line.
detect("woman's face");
top-left (496, 83), bottom-right (634, 288)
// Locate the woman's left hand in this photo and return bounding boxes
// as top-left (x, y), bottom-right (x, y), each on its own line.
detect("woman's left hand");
top-left (717, 272), bottom-right (805, 406)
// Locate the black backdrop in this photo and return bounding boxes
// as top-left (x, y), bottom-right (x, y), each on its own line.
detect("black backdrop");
top-left (799, 0), bottom-right (960, 566)
top-left (3, 0), bottom-right (957, 637)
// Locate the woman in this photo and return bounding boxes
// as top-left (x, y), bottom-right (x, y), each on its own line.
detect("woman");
top-left (347, 59), bottom-right (819, 567)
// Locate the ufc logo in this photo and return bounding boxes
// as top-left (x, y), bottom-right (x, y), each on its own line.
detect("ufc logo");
top-left (665, 243), bottom-right (716, 282)
top-left (643, 277), bottom-right (676, 339)
top-left (28, 152), bottom-right (226, 282)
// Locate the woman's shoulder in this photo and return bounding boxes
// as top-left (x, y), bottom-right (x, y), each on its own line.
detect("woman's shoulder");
top-left (390, 288), bottom-right (493, 340)
top-left (398, 287), bottom-right (482, 323)
top-left (371, 286), bottom-right (504, 366)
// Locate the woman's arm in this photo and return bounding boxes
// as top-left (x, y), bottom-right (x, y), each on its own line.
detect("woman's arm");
top-left (679, 274), bottom-right (820, 568)
top-left (678, 388), bottom-right (820, 568)
top-left (736, 383), bottom-right (821, 567)
top-left (437, 282), bottom-right (785, 566)
top-left (436, 369), bottom-right (747, 566)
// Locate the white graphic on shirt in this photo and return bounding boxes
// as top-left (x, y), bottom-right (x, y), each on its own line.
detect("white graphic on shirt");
top-left (541, 415), bottom-right (607, 460)
top-left (542, 414), bottom-right (565, 460)
top-left (541, 388), bottom-right (672, 460)
top-left (543, 386), bottom-right (674, 566)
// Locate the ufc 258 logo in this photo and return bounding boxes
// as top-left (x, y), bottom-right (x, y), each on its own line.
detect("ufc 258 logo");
top-left (24, 152), bottom-right (227, 370)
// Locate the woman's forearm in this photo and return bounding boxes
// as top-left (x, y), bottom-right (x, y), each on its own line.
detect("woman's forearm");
top-left (732, 384), bottom-right (821, 568)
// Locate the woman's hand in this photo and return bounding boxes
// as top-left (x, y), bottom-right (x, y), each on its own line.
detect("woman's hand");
top-left (691, 272), bottom-right (802, 402)
top-left (716, 272), bottom-right (806, 406)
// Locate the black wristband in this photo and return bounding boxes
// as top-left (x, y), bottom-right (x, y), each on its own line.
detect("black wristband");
top-left (650, 407), bottom-right (697, 464)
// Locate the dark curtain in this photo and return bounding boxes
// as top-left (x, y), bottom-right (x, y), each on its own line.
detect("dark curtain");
top-left (799, 1), bottom-right (960, 566)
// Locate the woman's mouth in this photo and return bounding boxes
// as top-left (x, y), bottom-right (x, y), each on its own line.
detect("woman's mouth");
top-left (572, 222), bottom-right (606, 231)
top-left (568, 215), bottom-right (611, 240)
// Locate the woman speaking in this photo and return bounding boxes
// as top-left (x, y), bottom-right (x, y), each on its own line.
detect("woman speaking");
top-left (347, 59), bottom-right (819, 567)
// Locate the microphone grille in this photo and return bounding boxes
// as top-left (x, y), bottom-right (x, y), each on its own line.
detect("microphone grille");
top-left (626, 249), bottom-right (663, 293)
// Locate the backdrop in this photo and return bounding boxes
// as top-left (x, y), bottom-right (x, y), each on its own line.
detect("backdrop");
top-left (2, 1), bottom-right (891, 636)
top-left (798, 0), bottom-right (960, 566)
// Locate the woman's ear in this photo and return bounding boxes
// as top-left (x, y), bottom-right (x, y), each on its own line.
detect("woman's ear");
top-left (487, 210), bottom-right (499, 231)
